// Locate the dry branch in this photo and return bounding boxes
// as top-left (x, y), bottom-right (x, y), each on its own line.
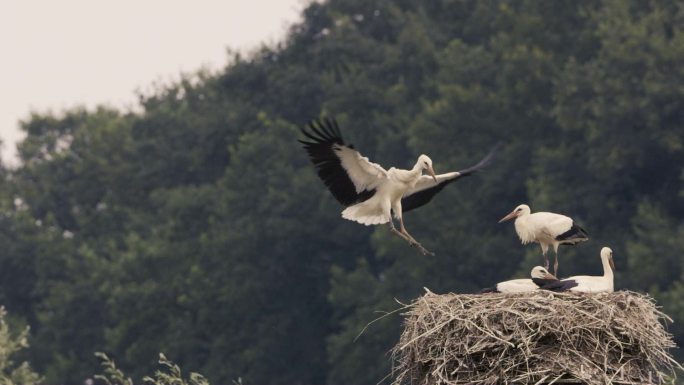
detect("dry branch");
top-left (391, 290), bottom-right (682, 385)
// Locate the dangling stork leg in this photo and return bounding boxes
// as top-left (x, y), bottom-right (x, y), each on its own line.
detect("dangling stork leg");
top-left (553, 244), bottom-right (560, 276)
top-left (554, 257), bottom-right (559, 277)
top-left (388, 221), bottom-right (412, 243)
top-left (387, 206), bottom-right (415, 244)
top-left (388, 203), bottom-right (434, 256)
top-left (386, 220), bottom-right (433, 255)
top-left (399, 217), bottom-right (434, 256)
top-left (541, 244), bottom-right (550, 271)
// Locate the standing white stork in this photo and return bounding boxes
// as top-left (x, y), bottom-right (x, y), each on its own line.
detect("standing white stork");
top-left (480, 266), bottom-right (558, 293)
top-left (498, 204), bottom-right (588, 276)
top-left (559, 247), bottom-right (615, 294)
top-left (299, 118), bottom-right (497, 256)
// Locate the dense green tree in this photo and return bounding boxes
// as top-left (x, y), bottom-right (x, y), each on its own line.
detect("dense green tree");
top-left (0, 0), bottom-right (682, 384)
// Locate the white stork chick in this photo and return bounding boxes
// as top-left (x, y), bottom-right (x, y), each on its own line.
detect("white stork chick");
top-left (300, 118), bottom-right (497, 256)
top-left (480, 266), bottom-right (557, 293)
top-left (498, 204), bottom-right (588, 276)
top-left (562, 247), bottom-right (615, 294)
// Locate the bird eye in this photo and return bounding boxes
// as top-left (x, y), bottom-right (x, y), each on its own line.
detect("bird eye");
top-left (516, 208), bottom-right (521, 212)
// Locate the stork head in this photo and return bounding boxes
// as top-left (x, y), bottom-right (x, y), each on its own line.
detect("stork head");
top-left (498, 204), bottom-right (531, 223)
top-left (601, 247), bottom-right (615, 271)
top-left (417, 154), bottom-right (437, 182)
top-left (530, 266), bottom-right (557, 280)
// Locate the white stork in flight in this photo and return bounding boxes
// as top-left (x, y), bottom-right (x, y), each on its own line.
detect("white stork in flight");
top-left (498, 204), bottom-right (588, 276)
top-left (299, 118), bottom-right (497, 256)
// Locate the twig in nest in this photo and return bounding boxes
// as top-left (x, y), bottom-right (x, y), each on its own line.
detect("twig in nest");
top-left (391, 291), bottom-right (682, 385)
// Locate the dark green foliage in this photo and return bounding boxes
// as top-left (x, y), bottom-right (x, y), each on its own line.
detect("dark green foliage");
top-left (0, 307), bottom-right (41, 384)
top-left (0, 0), bottom-right (681, 384)
top-left (95, 352), bottom-right (209, 385)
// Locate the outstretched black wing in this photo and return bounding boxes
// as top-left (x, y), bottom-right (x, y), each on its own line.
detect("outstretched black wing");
top-left (401, 144), bottom-right (500, 213)
top-left (299, 118), bottom-right (387, 206)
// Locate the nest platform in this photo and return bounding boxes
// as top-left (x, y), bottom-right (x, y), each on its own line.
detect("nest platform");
top-left (391, 290), bottom-right (682, 385)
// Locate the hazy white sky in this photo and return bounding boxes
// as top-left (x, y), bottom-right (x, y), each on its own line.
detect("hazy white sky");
top-left (0, 0), bottom-right (307, 164)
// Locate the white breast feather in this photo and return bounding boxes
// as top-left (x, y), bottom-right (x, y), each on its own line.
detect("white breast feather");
top-left (514, 217), bottom-right (538, 244)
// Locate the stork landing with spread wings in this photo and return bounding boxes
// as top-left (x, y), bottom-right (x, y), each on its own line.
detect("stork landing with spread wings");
top-left (299, 118), bottom-right (497, 256)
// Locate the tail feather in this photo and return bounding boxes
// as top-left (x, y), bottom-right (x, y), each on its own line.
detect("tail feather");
top-left (341, 201), bottom-right (390, 226)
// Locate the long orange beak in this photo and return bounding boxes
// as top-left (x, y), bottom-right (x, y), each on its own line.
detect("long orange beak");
top-left (427, 166), bottom-right (437, 183)
top-left (609, 256), bottom-right (615, 271)
top-left (498, 210), bottom-right (517, 223)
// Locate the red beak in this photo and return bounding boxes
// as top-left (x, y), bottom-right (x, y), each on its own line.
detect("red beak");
top-left (427, 166), bottom-right (437, 183)
top-left (498, 211), bottom-right (517, 223)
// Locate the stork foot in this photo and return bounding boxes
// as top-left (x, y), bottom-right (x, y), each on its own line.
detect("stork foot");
top-left (388, 227), bottom-right (435, 256)
top-left (390, 226), bottom-right (412, 243)
top-left (400, 228), bottom-right (434, 256)
top-left (413, 242), bottom-right (435, 256)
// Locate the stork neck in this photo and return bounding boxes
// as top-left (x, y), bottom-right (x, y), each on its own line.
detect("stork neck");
top-left (411, 161), bottom-right (424, 175)
top-left (601, 256), bottom-right (613, 278)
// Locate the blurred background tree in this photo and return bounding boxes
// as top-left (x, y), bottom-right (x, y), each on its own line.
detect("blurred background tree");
top-left (0, 0), bottom-right (681, 384)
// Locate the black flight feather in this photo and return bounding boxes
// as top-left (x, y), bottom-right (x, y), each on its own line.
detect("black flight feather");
top-left (401, 180), bottom-right (452, 213)
top-left (536, 279), bottom-right (579, 292)
top-left (299, 118), bottom-right (376, 206)
top-left (555, 223), bottom-right (589, 243)
top-left (532, 277), bottom-right (557, 288)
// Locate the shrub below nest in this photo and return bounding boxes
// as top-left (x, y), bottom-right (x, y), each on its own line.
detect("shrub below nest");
top-left (391, 290), bottom-right (682, 385)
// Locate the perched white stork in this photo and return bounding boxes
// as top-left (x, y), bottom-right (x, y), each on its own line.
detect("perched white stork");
top-left (498, 204), bottom-right (588, 276)
top-left (559, 247), bottom-right (615, 294)
top-left (480, 266), bottom-right (558, 293)
top-left (299, 118), bottom-right (497, 256)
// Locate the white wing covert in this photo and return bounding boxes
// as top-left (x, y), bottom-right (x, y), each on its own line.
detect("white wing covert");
top-left (335, 145), bottom-right (388, 193)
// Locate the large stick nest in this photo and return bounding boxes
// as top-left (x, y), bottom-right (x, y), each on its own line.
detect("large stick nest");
top-left (391, 290), bottom-right (682, 385)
